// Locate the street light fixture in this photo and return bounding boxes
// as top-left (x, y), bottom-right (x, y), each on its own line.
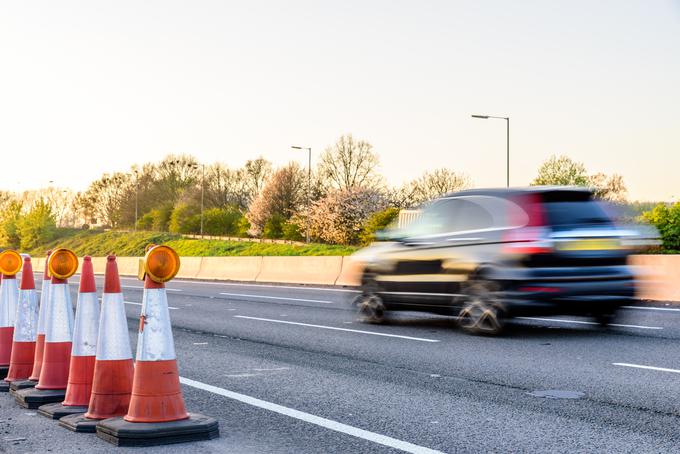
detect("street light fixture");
top-left (471, 114), bottom-right (510, 187)
top-left (291, 146), bottom-right (312, 243)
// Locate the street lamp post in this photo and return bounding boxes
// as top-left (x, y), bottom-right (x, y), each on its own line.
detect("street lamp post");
top-left (471, 114), bottom-right (510, 187)
top-left (291, 146), bottom-right (312, 243)
top-left (190, 163), bottom-right (205, 236)
top-left (133, 170), bottom-right (139, 231)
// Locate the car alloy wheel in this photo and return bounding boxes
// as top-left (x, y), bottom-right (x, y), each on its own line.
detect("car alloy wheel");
top-left (458, 281), bottom-right (505, 335)
top-left (356, 294), bottom-right (386, 324)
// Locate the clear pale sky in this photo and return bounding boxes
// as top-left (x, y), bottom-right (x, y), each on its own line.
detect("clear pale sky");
top-left (1, 1), bottom-right (678, 201)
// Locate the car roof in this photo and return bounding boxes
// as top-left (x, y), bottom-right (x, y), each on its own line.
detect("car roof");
top-left (442, 186), bottom-right (593, 199)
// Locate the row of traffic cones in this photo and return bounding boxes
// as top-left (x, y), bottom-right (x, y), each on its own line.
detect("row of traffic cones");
top-left (0, 246), bottom-right (218, 446)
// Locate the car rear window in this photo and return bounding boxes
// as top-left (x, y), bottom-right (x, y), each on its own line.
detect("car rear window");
top-left (543, 201), bottom-right (612, 226)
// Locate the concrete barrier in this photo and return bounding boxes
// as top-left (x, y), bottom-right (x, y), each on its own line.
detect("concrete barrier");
top-left (176, 257), bottom-right (202, 279)
top-left (197, 257), bottom-right (262, 282)
top-left (257, 256), bottom-right (343, 285)
top-left (19, 254), bottom-right (680, 301)
top-left (334, 256), bottom-right (362, 287)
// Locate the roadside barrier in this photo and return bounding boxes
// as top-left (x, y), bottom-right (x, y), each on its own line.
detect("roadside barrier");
top-left (0, 250), bottom-right (21, 382)
top-left (96, 245), bottom-right (219, 446)
top-left (39, 256), bottom-right (100, 419)
top-left (15, 249), bottom-right (77, 409)
top-left (61, 255), bottom-right (134, 433)
top-left (3, 256), bottom-right (39, 392)
top-left (257, 256), bottom-right (343, 285)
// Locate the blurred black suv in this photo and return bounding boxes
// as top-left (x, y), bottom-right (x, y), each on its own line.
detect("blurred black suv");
top-left (355, 187), bottom-right (641, 335)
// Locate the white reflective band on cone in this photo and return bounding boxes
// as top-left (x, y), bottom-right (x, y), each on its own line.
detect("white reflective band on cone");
top-left (13, 288), bottom-right (39, 342)
top-left (35, 280), bottom-right (51, 335)
top-left (96, 292), bottom-right (132, 360)
top-left (0, 278), bottom-right (19, 328)
top-left (45, 283), bottom-right (74, 343)
top-left (136, 288), bottom-right (176, 361)
top-left (72, 292), bottom-right (100, 357)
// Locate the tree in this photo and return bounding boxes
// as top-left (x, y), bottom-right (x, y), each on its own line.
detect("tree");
top-left (246, 163), bottom-right (306, 236)
top-left (532, 155), bottom-right (589, 186)
top-left (589, 172), bottom-right (627, 202)
top-left (168, 203), bottom-right (200, 234)
top-left (393, 168), bottom-right (471, 208)
top-left (642, 203), bottom-right (680, 252)
top-left (243, 157), bottom-right (272, 201)
top-left (16, 199), bottom-right (57, 250)
top-left (359, 207), bottom-right (400, 245)
top-left (304, 187), bottom-right (386, 245)
top-left (0, 199), bottom-right (23, 248)
top-left (318, 134), bottom-right (382, 191)
top-left (78, 172), bottom-right (133, 227)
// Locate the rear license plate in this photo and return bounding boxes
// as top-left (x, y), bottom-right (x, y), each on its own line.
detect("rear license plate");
top-left (557, 239), bottom-right (620, 251)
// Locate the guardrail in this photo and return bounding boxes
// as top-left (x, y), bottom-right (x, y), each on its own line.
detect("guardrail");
top-left (29, 254), bottom-right (680, 301)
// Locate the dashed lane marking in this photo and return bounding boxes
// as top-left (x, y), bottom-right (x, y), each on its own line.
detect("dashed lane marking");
top-left (179, 376), bottom-right (445, 454)
top-left (219, 292), bottom-right (333, 304)
top-left (234, 315), bottom-right (440, 343)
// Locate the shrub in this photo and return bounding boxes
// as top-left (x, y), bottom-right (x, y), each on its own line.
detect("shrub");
top-left (0, 200), bottom-right (23, 248)
top-left (203, 207), bottom-right (243, 236)
top-left (642, 203), bottom-right (680, 252)
top-left (282, 220), bottom-right (304, 241)
top-left (16, 199), bottom-right (58, 250)
top-left (136, 212), bottom-right (154, 230)
top-left (359, 207), bottom-right (399, 245)
top-left (262, 213), bottom-right (285, 239)
top-left (150, 206), bottom-right (173, 232)
top-left (169, 203), bottom-right (200, 234)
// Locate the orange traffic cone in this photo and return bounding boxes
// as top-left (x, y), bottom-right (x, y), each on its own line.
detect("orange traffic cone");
top-left (97, 245), bottom-right (218, 446)
top-left (4, 256), bottom-right (39, 390)
top-left (0, 250), bottom-right (22, 388)
top-left (61, 255), bottom-right (133, 433)
top-left (15, 248), bottom-right (77, 409)
top-left (11, 251), bottom-right (51, 393)
top-left (39, 256), bottom-right (100, 419)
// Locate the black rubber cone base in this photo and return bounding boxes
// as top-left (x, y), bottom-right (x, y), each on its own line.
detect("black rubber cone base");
top-left (9, 379), bottom-right (37, 394)
top-left (14, 387), bottom-right (66, 409)
top-left (0, 366), bottom-right (8, 380)
top-left (38, 402), bottom-right (88, 419)
top-left (0, 380), bottom-right (9, 392)
top-left (96, 413), bottom-right (219, 447)
top-left (59, 414), bottom-right (100, 433)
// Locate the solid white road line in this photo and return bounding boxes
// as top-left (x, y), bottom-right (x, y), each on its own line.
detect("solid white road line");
top-left (220, 292), bottom-right (334, 304)
top-left (179, 376), bottom-right (445, 454)
top-left (121, 285), bottom-right (182, 292)
top-left (234, 315), bottom-right (440, 342)
top-left (613, 363), bottom-right (680, 374)
top-left (623, 305), bottom-right (680, 312)
top-left (517, 317), bottom-right (662, 330)
top-left (121, 301), bottom-right (179, 310)
top-left (214, 282), bottom-right (359, 292)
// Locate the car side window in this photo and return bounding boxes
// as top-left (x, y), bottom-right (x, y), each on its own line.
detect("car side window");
top-left (406, 199), bottom-right (461, 237)
top-left (450, 199), bottom-right (493, 232)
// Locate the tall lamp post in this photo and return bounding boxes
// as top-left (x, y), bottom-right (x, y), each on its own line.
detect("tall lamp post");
top-left (291, 145), bottom-right (311, 243)
top-left (133, 170), bottom-right (139, 231)
top-left (471, 114), bottom-right (510, 187)
top-left (190, 163), bottom-right (205, 236)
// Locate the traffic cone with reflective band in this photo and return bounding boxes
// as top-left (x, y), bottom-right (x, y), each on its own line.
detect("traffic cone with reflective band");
top-left (97, 245), bottom-right (218, 446)
top-left (61, 255), bottom-right (133, 433)
top-left (0, 250), bottom-right (22, 382)
top-left (39, 256), bottom-right (99, 419)
top-left (15, 248), bottom-right (77, 409)
top-left (11, 251), bottom-right (51, 393)
top-left (4, 256), bottom-right (39, 391)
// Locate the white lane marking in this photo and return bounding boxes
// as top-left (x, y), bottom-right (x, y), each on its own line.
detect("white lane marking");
top-left (214, 282), bottom-right (359, 292)
top-left (120, 300), bottom-right (179, 310)
top-left (623, 306), bottom-right (680, 312)
top-left (179, 376), bottom-right (445, 454)
top-left (193, 342), bottom-right (209, 345)
top-left (234, 315), bottom-right (440, 343)
top-left (219, 292), bottom-right (333, 304)
top-left (517, 317), bottom-right (662, 330)
top-left (613, 363), bottom-right (680, 374)
top-left (121, 285), bottom-right (182, 292)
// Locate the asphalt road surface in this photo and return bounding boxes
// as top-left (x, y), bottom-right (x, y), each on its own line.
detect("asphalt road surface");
top-left (2, 273), bottom-right (680, 453)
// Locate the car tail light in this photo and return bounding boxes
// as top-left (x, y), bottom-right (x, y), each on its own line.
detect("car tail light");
top-left (503, 193), bottom-right (553, 255)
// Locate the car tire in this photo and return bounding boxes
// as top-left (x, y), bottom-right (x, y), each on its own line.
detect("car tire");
top-left (356, 294), bottom-right (386, 324)
top-left (458, 281), bottom-right (506, 336)
top-left (593, 309), bottom-right (618, 327)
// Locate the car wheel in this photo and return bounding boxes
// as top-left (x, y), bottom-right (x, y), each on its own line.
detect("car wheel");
top-left (356, 294), bottom-right (386, 324)
top-left (593, 310), bottom-right (617, 327)
top-left (458, 281), bottom-right (506, 336)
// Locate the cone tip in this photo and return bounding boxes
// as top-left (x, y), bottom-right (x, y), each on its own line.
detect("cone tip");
top-left (107, 255), bottom-right (116, 262)
top-left (83, 256), bottom-right (92, 262)
top-left (104, 254), bottom-right (121, 293)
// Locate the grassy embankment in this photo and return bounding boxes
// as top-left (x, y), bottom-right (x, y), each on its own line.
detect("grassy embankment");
top-left (25, 230), bottom-right (358, 257)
